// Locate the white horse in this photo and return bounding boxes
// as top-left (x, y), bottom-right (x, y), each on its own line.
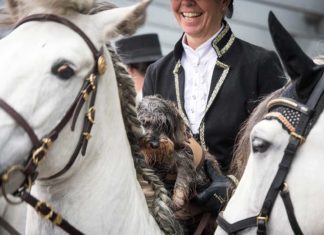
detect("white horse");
top-left (215, 12), bottom-right (324, 235)
top-left (0, 0), bottom-right (181, 234)
top-left (0, 198), bottom-right (26, 234)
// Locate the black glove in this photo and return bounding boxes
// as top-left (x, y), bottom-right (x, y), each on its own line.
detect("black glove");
top-left (194, 159), bottom-right (235, 215)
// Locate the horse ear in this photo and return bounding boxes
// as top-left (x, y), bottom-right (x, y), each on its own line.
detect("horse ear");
top-left (91, 0), bottom-right (151, 40)
top-left (268, 11), bottom-right (322, 99)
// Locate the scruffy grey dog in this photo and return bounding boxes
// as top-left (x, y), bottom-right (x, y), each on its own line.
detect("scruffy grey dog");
top-left (137, 95), bottom-right (222, 211)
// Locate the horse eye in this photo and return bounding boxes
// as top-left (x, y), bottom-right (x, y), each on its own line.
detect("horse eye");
top-left (52, 62), bottom-right (75, 80)
top-left (252, 137), bottom-right (271, 153)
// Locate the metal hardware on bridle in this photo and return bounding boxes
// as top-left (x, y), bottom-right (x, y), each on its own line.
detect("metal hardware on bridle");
top-left (0, 13), bottom-right (107, 235)
top-left (217, 73), bottom-right (324, 235)
top-left (1, 165), bottom-right (32, 205)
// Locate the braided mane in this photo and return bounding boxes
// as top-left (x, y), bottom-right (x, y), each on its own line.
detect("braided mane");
top-left (107, 43), bottom-right (183, 234)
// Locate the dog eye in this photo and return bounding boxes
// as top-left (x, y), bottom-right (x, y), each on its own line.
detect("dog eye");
top-left (162, 123), bottom-right (172, 134)
top-left (140, 120), bottom-right (152, 130)
top-left (52, 60), bottom-right (75, 80)
top-left (252, 137), bottom-right (271, 153)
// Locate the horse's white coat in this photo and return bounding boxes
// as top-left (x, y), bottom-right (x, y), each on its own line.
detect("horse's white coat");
top-left (0, 199), bottom-right (26, 234)
top-left (0, 1), bottom-right (164, 234)
top-left (215, 110), bottom-right (324, 234)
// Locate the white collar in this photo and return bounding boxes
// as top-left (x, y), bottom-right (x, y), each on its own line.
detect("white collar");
top-left (181, 24), bottom-right (223, 65)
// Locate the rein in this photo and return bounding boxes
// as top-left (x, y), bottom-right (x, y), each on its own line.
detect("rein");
top-left (0, 14), bottom-right (107, 235)
top-left (217, 73), bottom-right (324, 235)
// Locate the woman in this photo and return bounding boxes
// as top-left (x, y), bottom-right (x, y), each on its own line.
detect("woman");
top-left (143, 0), bottom-right (286, 173)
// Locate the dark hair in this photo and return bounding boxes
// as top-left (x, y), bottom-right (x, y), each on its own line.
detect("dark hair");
top-left (128, 61), bottom-right (155, 76)
top-left (226, 0), bottom-right (234, 18)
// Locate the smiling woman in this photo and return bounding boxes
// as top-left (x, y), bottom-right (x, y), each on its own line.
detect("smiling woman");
top-left (170, 0), bottom-right (228, 49)
top-left (143, 0), bottom-right (286, 219)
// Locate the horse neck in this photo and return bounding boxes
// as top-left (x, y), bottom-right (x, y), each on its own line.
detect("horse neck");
top-left (26, 51), bottom-right (162, 235)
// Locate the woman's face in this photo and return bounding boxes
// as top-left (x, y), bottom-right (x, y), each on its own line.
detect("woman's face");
top-left (171, 0), bottom-right (230, 47)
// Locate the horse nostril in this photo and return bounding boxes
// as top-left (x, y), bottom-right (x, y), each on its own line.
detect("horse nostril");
top-left (150, 141), bottom-right (160, 149)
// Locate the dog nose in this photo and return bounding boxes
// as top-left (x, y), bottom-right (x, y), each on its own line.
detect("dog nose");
top-left (149, 141), bottom-right (160, 149)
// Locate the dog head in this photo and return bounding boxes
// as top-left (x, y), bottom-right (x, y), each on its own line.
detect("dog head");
top-left (137, 95), bottom-right (190, 166)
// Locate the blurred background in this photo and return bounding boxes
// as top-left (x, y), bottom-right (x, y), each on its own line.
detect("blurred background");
top-left (0, 0), bottom-right (323, 58)
top-left (111, 0), bottom-right (324, 59)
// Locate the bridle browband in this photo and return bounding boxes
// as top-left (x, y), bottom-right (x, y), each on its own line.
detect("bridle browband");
top-left (0, 14), bottom-right (107, 235)
top-left (217, 73), bottom-right (324, 235)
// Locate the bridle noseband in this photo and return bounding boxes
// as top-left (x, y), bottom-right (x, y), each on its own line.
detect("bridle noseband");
top-left (217, 73), bottom-right (324, 235)
top-left (0, 14), bottom-right (107, 235)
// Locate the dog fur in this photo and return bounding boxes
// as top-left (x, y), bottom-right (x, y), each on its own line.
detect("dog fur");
top-left (138, 95), bottom-right (222, 211)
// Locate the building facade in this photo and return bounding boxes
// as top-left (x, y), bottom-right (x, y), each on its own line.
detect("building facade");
top-left (111, 0), bottom-right (324, 58)
top-left (0, 0), bottom-right (323, 57)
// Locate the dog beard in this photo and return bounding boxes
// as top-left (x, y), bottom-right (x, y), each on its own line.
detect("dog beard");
top-left (141, 137), bottom-right (175, 166)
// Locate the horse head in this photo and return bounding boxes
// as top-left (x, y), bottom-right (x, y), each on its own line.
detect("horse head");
top-left (0, 1), bottom-right (182, 234)
top-left (215, 12), bottom-right (324, 235)
top-left (0, 0), bottom-right (151, 216)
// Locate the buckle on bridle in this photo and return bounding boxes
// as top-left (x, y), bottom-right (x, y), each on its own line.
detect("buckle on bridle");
top-left (257, 215), bottom-right (268, 225)
top-left (35, 201), bottom-right (54, 219)
top-left (1, 165), bottom-right (32, 204)
top-left (86, 74), bottom-right (97, 90)
top-left (86, 106), bottom-right (96, 124)
top-left (290, 132), bottom-right (305, 144)
top-left (32, 138), bottom-right (52, 165)
top-left (35, 201), bottom-right (63, 225)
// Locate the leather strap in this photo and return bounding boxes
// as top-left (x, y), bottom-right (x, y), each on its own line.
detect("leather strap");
top-left (187, 137), bottom-right (205, 171)
top-left (40, 80), bottom-right (98, 180)
top-left (15, 14), bottom-right (101, 62)
top-left (217, 212), bottom-right (257, 234)
top-left (20, 192), bottom-right (84, 235)
top-left (0, 217), bottom-right (21, 235)
top-left (307, 71), bottom-right (324, 110)
top-left (193, 213), bottom-right (211, 235)
top-left (280, 187), bottom-right (303, 235)
top-left (0, 98), bottom-right (40, 147)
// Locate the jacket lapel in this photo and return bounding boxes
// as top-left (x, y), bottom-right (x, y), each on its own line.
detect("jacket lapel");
top-left (205, 61), bottom-right (230, 113)
top-left (204, 22), bottom-right (235, 116)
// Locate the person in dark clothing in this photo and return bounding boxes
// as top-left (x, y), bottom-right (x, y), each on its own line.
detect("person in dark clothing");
top-left (115, 33), bottom-right (162, 103)
top-left (143, 0), bottom-right (286, 173)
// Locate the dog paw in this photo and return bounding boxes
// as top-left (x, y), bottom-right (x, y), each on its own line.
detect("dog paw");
top-left (172, 189), bottom-right (187, 210)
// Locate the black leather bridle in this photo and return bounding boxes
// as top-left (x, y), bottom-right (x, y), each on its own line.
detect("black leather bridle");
top-left (217, 72), bottom-right (324, 235)
top-left (0, 14), bottom-right (107, 235)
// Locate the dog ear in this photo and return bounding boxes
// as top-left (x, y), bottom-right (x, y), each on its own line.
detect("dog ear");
top-left (174, 109), bottom-right (189, 146)
top-left (165, 100), bottom-right (186, 146)
top-left (174, 122), bottom-right (187, 146)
